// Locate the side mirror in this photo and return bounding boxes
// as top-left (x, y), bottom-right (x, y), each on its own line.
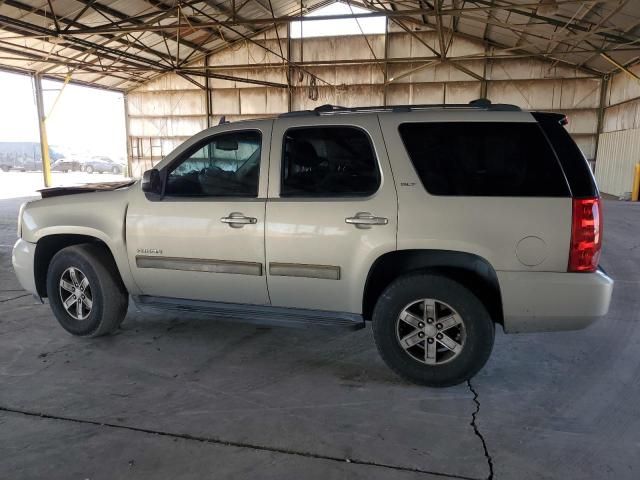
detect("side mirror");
top-left (141, 168), bottom-right (162, 194)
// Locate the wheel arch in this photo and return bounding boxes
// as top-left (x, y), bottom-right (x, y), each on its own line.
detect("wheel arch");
top-left (363, 249), bottom-right (504, 326)
top-left (34, 234), bottom-right (123, 298)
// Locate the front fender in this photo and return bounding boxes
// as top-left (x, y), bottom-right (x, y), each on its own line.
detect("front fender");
top-left (21, 189), bottom-right (140, 295)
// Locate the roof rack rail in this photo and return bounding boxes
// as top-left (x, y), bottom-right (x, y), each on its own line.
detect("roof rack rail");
top-left (278, 98), bottom-right (520, 118)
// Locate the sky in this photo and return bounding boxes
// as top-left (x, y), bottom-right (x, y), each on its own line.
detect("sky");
top-left (0, 71), bottom-right (127, 161)
top-left (290, 2), bottom-right (385, 38)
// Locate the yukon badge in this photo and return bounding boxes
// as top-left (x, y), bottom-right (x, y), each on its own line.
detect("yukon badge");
top-left (137, 248), bottom-right (163, 255)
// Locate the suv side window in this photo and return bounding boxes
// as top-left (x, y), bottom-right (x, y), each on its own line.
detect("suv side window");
top-left (165, 130), bottom-right (262, 197)
top-left (532, 112), bottom-right (598, 198)
top-left (398, 122), bottom-right (570, 197)
top-left (281, 126), bottom-right (380, 197)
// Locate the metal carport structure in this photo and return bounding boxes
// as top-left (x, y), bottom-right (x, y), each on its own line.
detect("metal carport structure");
top-left (1, 1), bottom-right (639, 191)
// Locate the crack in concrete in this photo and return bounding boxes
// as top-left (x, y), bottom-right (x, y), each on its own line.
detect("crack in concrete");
top-left (0, 405), bottom-right (482, 480)
top-left (0, 293), bottom-right (31, 303)
top-left (467, 380), bottom-right (494, 480)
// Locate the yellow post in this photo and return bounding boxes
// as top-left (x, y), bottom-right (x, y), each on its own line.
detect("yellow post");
top-left (632, 163), bottom-right (640, 202)
top-left (33, 73), bottom-right (52, 188)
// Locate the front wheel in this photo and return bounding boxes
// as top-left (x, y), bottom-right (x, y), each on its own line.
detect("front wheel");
top-left (373, 273), bottom-right (494, 387)
top-left (46, 244), bottom-right (128, 337)
top-left (85, 165), bottom-right (94, 174)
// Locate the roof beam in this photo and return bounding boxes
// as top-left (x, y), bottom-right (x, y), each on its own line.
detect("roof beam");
top-left (0, 14), bottom-right (164, 71)
top-left (0, 44), bottom-right (144, 84)
top-left (363, 0), bottom-right (605, 75)
top-left (74, 0), bottom-right (208, 53)
top-left (20, 2), bottom-right (615, 36)
top-left (573, 0), bottom-right (637, 69)
top-left (469, 0), bottom-right (634, 44)
top-left (143, 0), bottom-right (231, 40)
top-left (0, 65), bottom-right (128, 91)
top-left (600, 52), bottom-right (640, 81)
top-left (186, 2), bottom-right (333, 87)
top-left (2, 0), bottom-right (177, 67)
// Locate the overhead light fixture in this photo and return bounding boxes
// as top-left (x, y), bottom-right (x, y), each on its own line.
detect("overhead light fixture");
top-left (537, 0), bottom-right (559, 16)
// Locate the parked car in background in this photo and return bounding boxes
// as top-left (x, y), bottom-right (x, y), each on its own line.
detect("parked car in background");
top-left (0, 142), bottom-right (63, 171)
top-left (81, 156), bottom-right (123, 174)
top-left (0, 155), bottom-right (41, 172)
top-left (51, 158), bottom-right (81, 173)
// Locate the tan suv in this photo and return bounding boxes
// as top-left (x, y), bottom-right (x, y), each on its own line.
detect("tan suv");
top-left (12, 99), bottom-right (614, 386)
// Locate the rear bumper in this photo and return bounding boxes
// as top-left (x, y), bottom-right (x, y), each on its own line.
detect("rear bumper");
top-left (11, 238), bottom-right (39, 298)
top-left (498, 268), bottom-right (614, 333)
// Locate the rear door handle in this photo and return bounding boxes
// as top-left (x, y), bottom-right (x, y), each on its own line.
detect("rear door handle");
top-left (345, 212), bottom-right (388, 229)
top-left (221, 212), bottom-right (257, 228)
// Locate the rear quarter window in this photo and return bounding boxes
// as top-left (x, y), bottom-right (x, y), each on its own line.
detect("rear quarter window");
top-left (532, 112), bottom-right (598, 198)
top-left (398, 122), bottom-right (570, 197)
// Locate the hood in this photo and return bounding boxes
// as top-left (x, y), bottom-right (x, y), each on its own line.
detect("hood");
top-left (39, 180), bottom-right (136, 199)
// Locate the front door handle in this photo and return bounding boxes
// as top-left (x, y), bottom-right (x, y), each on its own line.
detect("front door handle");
top-left (221, 212), bottom-right (257, 228)
top-left (345, 212), bottom-right (389, 229)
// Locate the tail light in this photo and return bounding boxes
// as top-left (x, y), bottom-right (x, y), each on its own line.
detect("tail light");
top-left (568, 197), bottom-right (602, 272)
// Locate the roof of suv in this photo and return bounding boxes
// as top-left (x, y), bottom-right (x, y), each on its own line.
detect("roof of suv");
top-left (215, 98), bottom-right (524, 127)
top-left (278, 98), bottom-right (521, 118)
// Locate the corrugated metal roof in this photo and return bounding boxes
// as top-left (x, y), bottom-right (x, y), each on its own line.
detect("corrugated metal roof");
top-left (0, 0), bottom-right (638, 91)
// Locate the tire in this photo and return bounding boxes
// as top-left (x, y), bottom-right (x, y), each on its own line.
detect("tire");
top-left (46, 244), bottom-right (128, 337)
top-left (372, 273), bottom-right (494, 387)
top-left (112, 166), bottom-right (120, 174)
top-left (85, 165), bottom-right (94, 174)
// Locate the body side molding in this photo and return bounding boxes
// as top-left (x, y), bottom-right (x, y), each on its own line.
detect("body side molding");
top-left (136, 256), bottom-right (263, 276)
top-left (269, 262), bottom-right (341, 280)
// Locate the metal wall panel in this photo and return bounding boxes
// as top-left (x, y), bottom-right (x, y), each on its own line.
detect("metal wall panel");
top-left (607, 65), bottom-right (640, 106)
top-left (129, 116), bottom-right (208, 137)
top-left (487, 78), bottom-right (600, 110)
top-left (126, 27), bottom-right (602, 175)
top-left (488, 57), bottom-right (591, 80)
top-left (387, 60), bottom-right (484, 83)
top-left (128, 90), bottom-right (206, 117)
top-left (603, 99), bottom-right (640, 132)
top-left (290, 35), bottom-right (384, 62)
top-left (595, 128), bottom-right (640, 196)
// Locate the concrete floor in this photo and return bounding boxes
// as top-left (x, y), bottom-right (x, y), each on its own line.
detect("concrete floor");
top-left (0, 195), bottom-right (638, 480)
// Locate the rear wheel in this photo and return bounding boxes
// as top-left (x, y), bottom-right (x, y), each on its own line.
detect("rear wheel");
top-left (46, 244), bottom-right (128, 337)
top-left (373, 273), bottom-right (494, 387)
top-left (85, 165), bottom-right (94, 174)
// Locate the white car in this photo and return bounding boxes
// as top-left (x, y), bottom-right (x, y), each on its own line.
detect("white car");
top-left (12, 100), bottom-right (614, 386)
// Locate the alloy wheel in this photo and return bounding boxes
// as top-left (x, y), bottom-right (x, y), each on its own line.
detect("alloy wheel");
top-left (396, 299), bottom-right (466, 365)
top-left (59, 267), bottom-right (93, 320)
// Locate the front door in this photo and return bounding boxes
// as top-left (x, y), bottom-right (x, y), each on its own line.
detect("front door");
top-left (126, 122), bottom-right (272, 305)
top-left (265, 115), bottom-right (397, 314)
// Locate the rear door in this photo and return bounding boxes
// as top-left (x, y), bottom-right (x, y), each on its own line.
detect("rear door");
top-left (265, 114), bottom-right (397, 314)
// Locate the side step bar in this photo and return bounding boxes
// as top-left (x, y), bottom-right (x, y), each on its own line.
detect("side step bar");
top-left (133, 296), bottom-right (366, 330)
